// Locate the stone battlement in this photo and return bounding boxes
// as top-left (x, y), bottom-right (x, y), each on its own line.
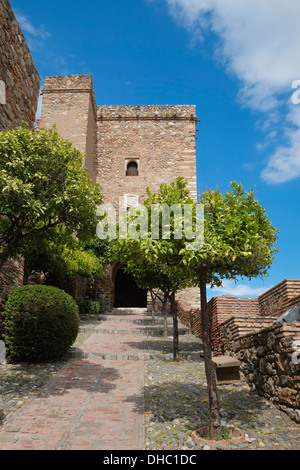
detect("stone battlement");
top-left (97, 105), bottom-right (197, 120)
top-left (42, 74), bottom-right (95, 91)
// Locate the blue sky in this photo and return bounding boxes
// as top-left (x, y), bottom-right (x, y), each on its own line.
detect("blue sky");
top-left (10, 0), bottom-right (300, 299)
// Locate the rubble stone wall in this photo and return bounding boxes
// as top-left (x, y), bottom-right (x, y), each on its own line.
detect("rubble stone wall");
top-left (221, 318), bottom-right (300, 424)
top-left (177, 280), bottom-right (300, 423)
top-left (0, 0), bottom-right (40, 130)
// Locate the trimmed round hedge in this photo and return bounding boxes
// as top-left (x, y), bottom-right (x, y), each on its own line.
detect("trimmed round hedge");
top-left (3, 285), bottom-right (80, 362)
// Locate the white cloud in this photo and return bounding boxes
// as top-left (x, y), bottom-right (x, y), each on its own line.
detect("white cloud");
top-left (14, 12), bottom-right (50, 55)
top-left (209, 280), bottom-right (271, 298)
top-left (261, 104), bottom-right (300, 183)
top-left (164, 0), bottom-right (300, 183)
top-left (16, 13), bottom-right (50, 40)
top-left (14, 10), bottom-right (75, 75)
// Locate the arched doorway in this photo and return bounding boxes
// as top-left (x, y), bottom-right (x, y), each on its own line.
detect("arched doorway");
top-left (114, 267), bottom-right (147, 308)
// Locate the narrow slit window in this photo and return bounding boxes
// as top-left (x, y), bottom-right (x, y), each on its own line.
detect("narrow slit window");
top-left (126, 161), bottom-right (138, 176)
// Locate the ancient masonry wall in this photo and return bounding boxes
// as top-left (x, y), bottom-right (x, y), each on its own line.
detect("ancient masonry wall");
top-left (37, 75), bottom-right (97, 182)
top-left (0, 0), bottom-right (40, 313)
top-left (258, 279), bottom-right (300, 316)
top-left (221, 318), bottom-right (300, 424)
top-left (37, 76), bottom-right (199, 310)
top-left (37, 78), bottom-right (198, 200)
top-left (96, 105), bottom-right (198, 207)
top-left (177, 280), bottom-right (300, 424)
top-left (0, 0), bottom-right (40, 130)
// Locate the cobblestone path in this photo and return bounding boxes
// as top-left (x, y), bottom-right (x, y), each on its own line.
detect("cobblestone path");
top-left (0, 308), bottom-right (299, 450)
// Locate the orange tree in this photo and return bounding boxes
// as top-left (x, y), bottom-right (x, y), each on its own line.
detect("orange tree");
top-left (112, 178), bottom-right (278, 439)
top-left (0, 126), bottom-right (103, 271)
top-left (114, 178), bottom-right (194, 360)
top-left (181, 182), bottom-right (278, 438)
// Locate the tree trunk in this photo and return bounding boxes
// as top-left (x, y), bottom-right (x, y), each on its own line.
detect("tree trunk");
top-left (199, 269), bottom-right (221, 439)
top-left (162, 292), bottom-right (168, 338)
top-left (0, 230), bottom-right (22, 271)
top-left (170, 292), bottom-right (179, 361)
top-left (94, 278), bottom-right (99, 301)
top-left (150, 290), bottom-right (156, 325)
top-left (23, 258), bottom-right (30, 285)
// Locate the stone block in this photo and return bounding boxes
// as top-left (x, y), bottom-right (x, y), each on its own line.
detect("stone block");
top-left (212, 356), bottom-right (241, 384)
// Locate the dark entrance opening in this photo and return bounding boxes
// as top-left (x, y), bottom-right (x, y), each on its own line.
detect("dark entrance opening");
top-left (114, 267), bottom-right (147, 308)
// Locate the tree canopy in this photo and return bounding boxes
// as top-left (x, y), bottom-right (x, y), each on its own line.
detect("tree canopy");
top-left (112, 177), bottom-right (278, 439)
top-left (0, 126), bottom-right (103, 270)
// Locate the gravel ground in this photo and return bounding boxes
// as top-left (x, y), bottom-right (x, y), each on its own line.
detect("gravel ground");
top-left (144, 318), bottom-right (300, 450)
top-left (144, 360), bottom-right (300, 450)
top-left (143, 317), bottom-right (300, 451)
top-left (0, 316), bottom-right (299, 451)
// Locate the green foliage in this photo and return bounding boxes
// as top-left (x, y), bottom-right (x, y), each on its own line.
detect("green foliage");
top-left (115, 176), bottom-right (278, 304)
top-left (113, 177), bottom-right (194, 361)
top-left (115, 177), bottom-right (278, 439)
top-left (23, 227), bottom-right (104, 279)
top-left (114, 177), bottom-right (193, 294)
top-left (77, 298), bottom-right (105, 316)
top-left (83, 236), bottom-right (117, 266)
top-left (0, 126), bottom-right (103, 268)
top-left (3, 285), bottom-right (80, 362)
top-left (181, 181), bottom-right (279, 286)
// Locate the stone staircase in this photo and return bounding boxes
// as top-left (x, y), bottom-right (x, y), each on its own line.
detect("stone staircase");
top-left (71, 307), bottom-right (203, 361)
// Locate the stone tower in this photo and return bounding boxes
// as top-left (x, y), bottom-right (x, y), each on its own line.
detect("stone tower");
top-left (38, 75), bottom-right (198, 202)
top-left (38, 74), bottom-right (199, 309)
top-left (37, 75), bottom-right (97, 181)
top-left (96, 104), bottom-right (198, 208)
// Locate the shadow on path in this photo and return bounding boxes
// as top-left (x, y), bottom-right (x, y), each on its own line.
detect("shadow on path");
top-left (36, 359), bottom-right (120, 398)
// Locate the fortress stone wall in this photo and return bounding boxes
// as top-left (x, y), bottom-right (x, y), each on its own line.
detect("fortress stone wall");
top-left (0, 0), bottom-right (40, 130)
top-left (37, 74), bottom-right (199, 309)
top-left (37, 75), bottom-right (198, 204)
top-left (96, 104), bottom-right (198, 207)
top-left (0, 0), bottom-right (40, 313)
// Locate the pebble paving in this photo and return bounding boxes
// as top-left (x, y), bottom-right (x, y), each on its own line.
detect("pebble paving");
top-left (0, 309), bottom-right (299, 451)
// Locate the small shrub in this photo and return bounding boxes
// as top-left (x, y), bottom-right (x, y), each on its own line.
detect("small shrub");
top-left (3, 285), bottom-right (80, 362)
top-left (77, 298), bottom-right (105, 316)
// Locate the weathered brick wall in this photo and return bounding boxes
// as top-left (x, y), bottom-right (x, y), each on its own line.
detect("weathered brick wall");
top-left (0, 0), bottom-right (40, 129)
top-left (177, 294), bottom-right (262, 350)
top-left (177, 280), bottom-right (300, 355)
top-left (177, 287), bottom-right (200, 309)
top-left (96, 105), bottom-right (198, 207)
top-left (258, 279), bottom-right (300, 316)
